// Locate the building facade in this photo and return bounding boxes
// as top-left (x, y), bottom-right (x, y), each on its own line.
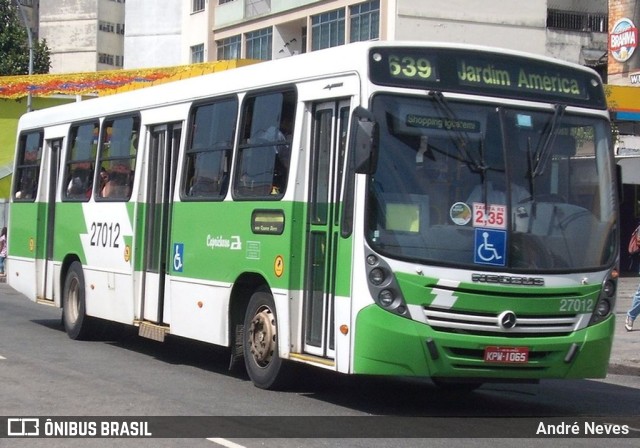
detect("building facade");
top-left (22, 0), bottom-right (126, 74)
top-left (123, 0), bottom-right (183, 69)
top-left (210, 0), bottom-right (607, 69)
top-left (20, 1), bottom-right (609, 76)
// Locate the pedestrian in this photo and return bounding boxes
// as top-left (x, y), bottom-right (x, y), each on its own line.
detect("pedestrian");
top-left (0, 227), bottom-right (7, 276)
top-left (626, 285), bottom-right (640, 331)
top-left (626, 223), bottom-right (640, 331)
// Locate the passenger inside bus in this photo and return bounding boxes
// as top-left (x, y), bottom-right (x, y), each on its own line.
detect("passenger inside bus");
top-left (101, 163), bottom-right (131, 198)
top-left (66, 162), bottom-right (93, 199)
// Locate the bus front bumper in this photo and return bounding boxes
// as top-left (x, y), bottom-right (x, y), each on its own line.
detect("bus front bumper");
top-left (353, 305), bottom-right (614, 380)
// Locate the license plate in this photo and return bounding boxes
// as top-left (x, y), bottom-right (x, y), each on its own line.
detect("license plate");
top-left (483, 346), bottom-right (529, 364)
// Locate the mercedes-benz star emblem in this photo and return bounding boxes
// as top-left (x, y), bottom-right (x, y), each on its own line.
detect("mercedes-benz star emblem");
top-left (498, 311), bottom-right (517, 330)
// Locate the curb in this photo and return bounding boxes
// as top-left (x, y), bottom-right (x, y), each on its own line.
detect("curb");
top-left (607, 363), bottom-right (640, 376)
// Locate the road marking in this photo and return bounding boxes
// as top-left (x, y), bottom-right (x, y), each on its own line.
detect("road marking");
top-left (0, 355), bottom-right (5, 360)
top-left (207, 438), bottom-right (246, 448)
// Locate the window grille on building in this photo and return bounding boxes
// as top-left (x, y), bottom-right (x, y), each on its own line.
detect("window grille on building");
top-left (547, 9), bottom-right (607, 33)
top-left (350, 0), bottom-right (380, 42)
top-left (217, 35), bottom-right (242, 60)
top-left (193, 0), bottom-right (205, 13)
top-left (311, 8), bottom-right (345, 51)
top-left (191, 44), bottom-right (205, 63)
top-left (98, 53), bottom-right (115, 66)
top-left (246, 27), bottom-right (272, 60)
top-left (99, 21), bottom-right (115, 33)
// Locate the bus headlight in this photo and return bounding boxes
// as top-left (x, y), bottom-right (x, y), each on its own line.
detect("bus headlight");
top-left (369, 267), bottom-right (386, 285)
top-left (594, 300), bottom-right (610, 317)
top-left (602, 279), bottom-right (616, 297)
top-left (589, 273), bottom-right (616, 326)
top-left (365, 250), bottom-right (410, 318)
top-left (378, 289), bottom-right (394, 306)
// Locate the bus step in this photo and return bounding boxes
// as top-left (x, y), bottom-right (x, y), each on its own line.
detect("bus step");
top-left (138, 321), bottom-right (169, 342)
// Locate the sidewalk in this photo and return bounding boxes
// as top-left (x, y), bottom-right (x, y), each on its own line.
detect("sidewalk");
top-left (609, 275), bottom-right (640, 375)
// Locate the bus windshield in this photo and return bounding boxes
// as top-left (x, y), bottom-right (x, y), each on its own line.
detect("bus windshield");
top-left (367, 93), bottom-right (616, 272)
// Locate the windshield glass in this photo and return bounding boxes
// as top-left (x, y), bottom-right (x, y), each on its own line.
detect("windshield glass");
top-left (367, 94), bottom-right (616, 272)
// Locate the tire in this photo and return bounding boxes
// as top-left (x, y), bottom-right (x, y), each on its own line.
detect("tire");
top-left (62, 261), bottom-right (94, 340)
top-left (243, 291), bottom-right (289, 389)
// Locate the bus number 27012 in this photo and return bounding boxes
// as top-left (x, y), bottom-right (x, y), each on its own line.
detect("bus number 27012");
top-left (90, 222), bottom-right (121, 248)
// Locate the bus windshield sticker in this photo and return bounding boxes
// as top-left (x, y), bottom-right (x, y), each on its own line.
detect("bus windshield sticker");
top-left (474, 228), bottom-right (506, 266)
top-left (449, 202), bottom-right (472, 226)
top-left (472, 203), bottom-right (506, 229)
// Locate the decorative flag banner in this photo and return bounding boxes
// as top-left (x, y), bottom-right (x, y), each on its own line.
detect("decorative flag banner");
top-left (0, 60), bottom-right (259, 99)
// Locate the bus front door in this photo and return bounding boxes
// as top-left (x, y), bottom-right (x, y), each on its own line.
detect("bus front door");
top-left (38, 138), bottom-right (62, 303)
top-left (141, 123), bottom-right (181, 329)
top-left (303, 100), bottom-right (350, 359)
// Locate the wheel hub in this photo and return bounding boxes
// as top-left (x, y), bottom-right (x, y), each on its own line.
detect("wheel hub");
top-left (248, 305), bottom-right (276, 366)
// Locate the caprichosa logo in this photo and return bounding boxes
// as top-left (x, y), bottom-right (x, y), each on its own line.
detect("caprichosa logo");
top-left (472, 273), bottom-right (544, 286)
top-left (206, 235), bottom-right (241, 250)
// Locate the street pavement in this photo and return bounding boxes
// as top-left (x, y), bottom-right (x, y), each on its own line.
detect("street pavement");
top-left (0, 275), bottom-right (638, 376)
top-left (610, 275), bottom-right (640, 375)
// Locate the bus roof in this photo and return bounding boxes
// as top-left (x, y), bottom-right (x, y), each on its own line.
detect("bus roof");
top-left (17, 41), bottom-right (603, 131)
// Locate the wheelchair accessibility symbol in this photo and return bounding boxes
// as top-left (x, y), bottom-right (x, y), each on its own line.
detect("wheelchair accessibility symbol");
top-left (173, 243), bottom-right (184, 272)
top-left (474, 228), bottom-right (506, 266)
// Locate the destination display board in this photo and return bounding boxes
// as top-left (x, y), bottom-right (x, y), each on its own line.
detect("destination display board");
top-left (369, 47), bottom-right (607, 109)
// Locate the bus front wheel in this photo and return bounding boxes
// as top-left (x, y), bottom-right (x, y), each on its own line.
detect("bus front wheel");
top-left (62, 261), bottom-right (94, 340)
top-left (243, 291), bottom-right (288, 389)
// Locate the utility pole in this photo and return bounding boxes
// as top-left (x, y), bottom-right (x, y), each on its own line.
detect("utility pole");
top-left (14, 0), bottom-right (34, 112)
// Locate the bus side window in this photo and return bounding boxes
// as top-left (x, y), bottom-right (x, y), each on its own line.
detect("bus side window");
top-left (13, 131), bottom-right (43, 201)
top-left (234, 89), bottom-right (296, 199)
top-left (96, 115), bottom-right (139, 201)
top-left (63, 122), bottom-right (99, 201)
top-left (183, 98), bottom-right (237, 200)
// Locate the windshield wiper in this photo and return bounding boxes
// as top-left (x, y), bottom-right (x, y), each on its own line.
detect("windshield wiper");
top-left (428, 91), bottom-right (484, 173)
top-left (532, 104), bottom-right (566, 178)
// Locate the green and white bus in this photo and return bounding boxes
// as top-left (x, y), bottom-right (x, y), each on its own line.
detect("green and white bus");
top-left (8, 41), bottom-right (617, 390)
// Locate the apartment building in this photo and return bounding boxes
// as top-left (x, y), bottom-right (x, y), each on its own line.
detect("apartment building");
top-left (31, 0), bottom-right (125, 73)
top-left (17, 1), bottom-right (608, 76)
top-left (209, 0), bottom-right (607, 71)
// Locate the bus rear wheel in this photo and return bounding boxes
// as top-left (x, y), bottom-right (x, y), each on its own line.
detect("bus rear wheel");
top-left (243, 291), bottom-right (288, 389)
top-left (62, 261), bottom-right (95, 340)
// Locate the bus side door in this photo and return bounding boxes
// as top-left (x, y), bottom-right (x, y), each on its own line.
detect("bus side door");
top-left (303, 100), bottom-right (350, 359)
top-left (38, 137), bottom-right (62, 302)
top-left (141, 123), bottom-right (181, 325)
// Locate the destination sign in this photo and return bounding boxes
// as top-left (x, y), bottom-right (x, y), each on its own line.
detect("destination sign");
top-left (251, 209), bottom-right (285, 235)
top-left (457, 59), bottom-right (583, 98)
top-left (405, 115), bottom-right (480, 132)
top-left (369, 47), bottom-right (606, 109)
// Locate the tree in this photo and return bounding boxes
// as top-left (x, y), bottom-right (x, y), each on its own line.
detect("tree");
top-left (0, 0), bottom-right (51, 76)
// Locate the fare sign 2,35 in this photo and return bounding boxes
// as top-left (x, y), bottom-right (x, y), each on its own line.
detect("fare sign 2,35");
top-left (484, 346), bottom-right (529, 363)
